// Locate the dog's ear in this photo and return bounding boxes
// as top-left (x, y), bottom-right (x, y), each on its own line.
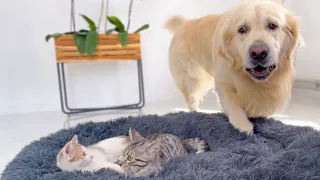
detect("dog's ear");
top-left (217, 24), bottom-right (242, 70)
top-left (296, 35), bottom-right (305, 49)
top-left (284, 12), bottom-right (304, 60)
top-left (218, 30), bottom-right (235, 66)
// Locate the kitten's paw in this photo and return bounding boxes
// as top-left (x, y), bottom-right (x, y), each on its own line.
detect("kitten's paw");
top-left (105, 163), bottom-right (125, 174)
top-left (196, 150), bottom-right (205, 154)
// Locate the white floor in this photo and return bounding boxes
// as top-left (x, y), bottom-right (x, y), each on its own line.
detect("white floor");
top-left (1, 88), bottom-right (320, 174)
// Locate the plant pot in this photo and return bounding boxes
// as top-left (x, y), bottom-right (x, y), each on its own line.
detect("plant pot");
top-left (54, 33), bottom-right (141, 63)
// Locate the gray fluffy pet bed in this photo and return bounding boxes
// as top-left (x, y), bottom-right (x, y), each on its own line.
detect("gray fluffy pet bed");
top-left (2, 112), bottom-right (320, 180)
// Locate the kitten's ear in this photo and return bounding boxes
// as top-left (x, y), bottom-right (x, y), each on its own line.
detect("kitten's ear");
top-left (129, 128), bottom-right (145, 141)
top-left (63, 135), bottom-right (78, 156)
top-left (70, 135), bottom-right (78, 145)
top-left (65, 142), bottom-right (72, 155)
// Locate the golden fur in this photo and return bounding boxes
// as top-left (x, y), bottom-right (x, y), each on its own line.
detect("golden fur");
top-left (165, 0), bottom-right (304, 134)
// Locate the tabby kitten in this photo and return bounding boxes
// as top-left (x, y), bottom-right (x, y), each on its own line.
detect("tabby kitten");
top-left (117, 128), bottom-right (209, 177)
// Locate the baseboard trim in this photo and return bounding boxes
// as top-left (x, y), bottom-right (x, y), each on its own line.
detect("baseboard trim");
top-left (293, 80), bottom-right (320, 91)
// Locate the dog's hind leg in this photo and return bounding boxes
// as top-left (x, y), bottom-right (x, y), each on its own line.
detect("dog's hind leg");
top-left (185, 77), bottom-right (213, 111)
top-left (169, 65), bottom-right (212, 111)
top-left (169, 49), bottom-right (214, 111)
top-left (184, 63), bottom-right (214, 111)
top-left (179, 85), bottom-right (193, 110)
top-left (168, 65), bottom-right (193, 110)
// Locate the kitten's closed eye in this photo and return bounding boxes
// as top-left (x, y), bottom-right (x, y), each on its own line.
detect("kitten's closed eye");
top-left (81, 152), bottom-right (86, 157)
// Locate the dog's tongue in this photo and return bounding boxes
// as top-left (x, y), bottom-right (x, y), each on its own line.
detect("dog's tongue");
top-left (252, 69), bottom-right (269, 77)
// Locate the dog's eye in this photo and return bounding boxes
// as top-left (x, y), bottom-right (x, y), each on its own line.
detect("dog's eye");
top-left (268, 23), bottom-right (278, 30)
top-left (238, 27), bottom-right (248, 34)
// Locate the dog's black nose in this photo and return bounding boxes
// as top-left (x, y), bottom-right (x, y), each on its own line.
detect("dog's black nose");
top-left (249, 41), bottom-right (269, 64)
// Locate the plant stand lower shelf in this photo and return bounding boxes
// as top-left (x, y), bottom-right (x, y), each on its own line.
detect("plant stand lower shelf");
top-left (55, 33), bottom-right (145, 115)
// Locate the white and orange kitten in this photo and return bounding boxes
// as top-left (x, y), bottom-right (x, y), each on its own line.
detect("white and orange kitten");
top-left (56, 135), bottom-right (129, 173)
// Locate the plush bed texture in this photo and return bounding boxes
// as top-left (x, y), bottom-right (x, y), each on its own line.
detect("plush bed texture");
top-left (2, 112), bottom-right (320, 180)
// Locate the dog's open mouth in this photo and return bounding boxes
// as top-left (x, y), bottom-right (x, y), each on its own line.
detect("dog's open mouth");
top-left (245, 64), bottom-right (276, 81)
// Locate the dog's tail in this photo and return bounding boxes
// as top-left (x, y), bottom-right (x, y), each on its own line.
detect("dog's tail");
top-left (164, 15), bottom-right (188, 34)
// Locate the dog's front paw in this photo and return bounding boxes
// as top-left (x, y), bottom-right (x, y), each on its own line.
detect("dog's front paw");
top-left (230, 119), bottom-right (254, 135)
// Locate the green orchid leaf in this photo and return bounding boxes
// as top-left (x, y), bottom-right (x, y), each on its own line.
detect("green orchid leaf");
top-left (80, 14), bottom-right (97, 32)
top-left (73, 33), bottom-right (86, 54)
top-left (115, 27), bottom-right (121, 32)
top-left (45, 33), bottom-right (63, 42)
top-left (105, 29), bottom-right (115, 35)
top-left (78, 29), bottom-right (89, 35)
top-left (118, 31), bottom-right (129, 47)
top-left (85, 31), bottom-right (99, 56)
top-left (107, 16), bottom-right (125, 32)
top-left (134, 24), bottom-right (150, 33)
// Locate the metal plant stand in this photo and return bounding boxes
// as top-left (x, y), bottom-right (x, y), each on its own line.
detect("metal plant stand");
top-left (56, 61), bottom-right (145, 115)
top-left (53, 0), bottom-right (145, 115)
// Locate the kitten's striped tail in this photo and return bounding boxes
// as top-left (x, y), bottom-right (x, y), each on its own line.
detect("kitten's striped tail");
top-left (182, 138), bottom-right (209, 154)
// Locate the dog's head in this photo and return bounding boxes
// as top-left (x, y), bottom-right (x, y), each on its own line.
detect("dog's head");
top-left (219, 0), bottom-right (304, 82)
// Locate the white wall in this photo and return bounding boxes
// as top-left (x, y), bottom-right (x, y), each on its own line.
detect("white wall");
top-left (0, 0), bottom-right (241, 115)
top-left (289, 0), bottom-right (320, 81)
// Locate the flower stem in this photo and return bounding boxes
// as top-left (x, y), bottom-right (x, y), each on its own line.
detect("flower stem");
top-left (97, 0), bottom-right (105, 32)
top-left (127, 0), bottom-right (134, 32)
top-left (104, 0), bottom-right (110, 32)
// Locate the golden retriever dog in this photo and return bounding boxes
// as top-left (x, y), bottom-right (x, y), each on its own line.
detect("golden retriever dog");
top-left (165, 0), bottom-right (304, 134)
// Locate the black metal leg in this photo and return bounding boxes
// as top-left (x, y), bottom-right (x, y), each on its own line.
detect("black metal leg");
top-left (57, 63), bottom-right (69, 114)
top-left (56, 60), bottom-right (145, 115)
top-left (137, 60), bottom-right (145, 109)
